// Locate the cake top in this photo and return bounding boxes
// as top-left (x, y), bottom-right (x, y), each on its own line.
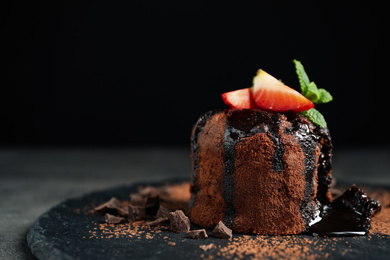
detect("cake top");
top-left (221, 60), bottom-right (333, 128)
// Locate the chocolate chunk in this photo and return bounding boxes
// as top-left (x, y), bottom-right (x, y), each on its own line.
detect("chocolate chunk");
top-left (94, 197), bottom-right (122, 212)
top-left (188, 229), bottom-right (208, 239)
top-left (94, 197), bottom-right (128, 216)
top-left (138, 186), bottom-right (161, 198)
top-left (169, 210), bottom-right (190, 233)
top-left (144, 217), bottom-right (169, 226)
top-left (129, 194), bottom-right (146, 206)
top-left (199, 243), bottom-right (216, 251)
top-left (212, 221), bottom-right (232, 239)
top-left (145, 195), bottom-right (160, 216)
top-left (128, 204), bottom-right (147, 222)
top-left (156, 206), bottom-right (171, 219)
top-left (105, 213), bottom-right (124, 224)
top-left (332, 185), bottom-right (381, 217)
top-left (116, 207), bottom-right (129, 216)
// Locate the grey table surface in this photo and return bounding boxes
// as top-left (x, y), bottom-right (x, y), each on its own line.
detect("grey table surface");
top-left (1, 146), bottom-right (389, 259)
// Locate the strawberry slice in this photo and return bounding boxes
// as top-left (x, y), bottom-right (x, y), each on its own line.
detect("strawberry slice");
top-left (252, 69), bottom-right (314, 112)
top-left (222, 88), bottom-right (258, 109)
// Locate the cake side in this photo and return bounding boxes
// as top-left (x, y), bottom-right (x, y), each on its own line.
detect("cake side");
top-left (233, 133), bottom-right (308, 235)
top-left (189, 110), bottom-right (227, 227)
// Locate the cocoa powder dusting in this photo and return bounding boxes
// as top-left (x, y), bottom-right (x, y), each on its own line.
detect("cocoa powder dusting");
top-left (86, 182), bottom-right (390, 259)
top-left (366, 188), bottom-right (390, 236)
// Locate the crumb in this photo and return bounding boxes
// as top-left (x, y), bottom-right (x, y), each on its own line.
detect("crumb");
top-left (199, 243), bottom-right (216, 251)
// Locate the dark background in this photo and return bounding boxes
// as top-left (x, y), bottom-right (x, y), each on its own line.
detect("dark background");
top-left (1, 2), bottom-right (387, 148)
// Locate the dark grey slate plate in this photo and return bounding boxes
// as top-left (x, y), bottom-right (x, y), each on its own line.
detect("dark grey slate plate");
top-left (27, 178), bottom-right (390, 260)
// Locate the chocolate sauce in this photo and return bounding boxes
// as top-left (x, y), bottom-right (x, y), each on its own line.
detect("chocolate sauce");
top-left (222, 119), bottom-right (237, 228)
top-left (307, 185), bottom-right (381, 236)
top-left (288, 115), bottom-right (324, 224)
top-left (314, 126), bottom-right (333, 205)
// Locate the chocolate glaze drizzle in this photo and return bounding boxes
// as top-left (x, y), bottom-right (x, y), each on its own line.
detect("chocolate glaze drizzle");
top-left (191, 109), bottom-right (381, 236)
top-left (289, 114), bottom-right (336, 226)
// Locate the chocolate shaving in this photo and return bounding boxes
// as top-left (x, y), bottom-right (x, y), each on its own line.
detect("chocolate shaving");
top-left (188, 229), bottom-right (208, 239)
top-left (138, 186), bottom-right (162, 198)
top-left (156, 206), bottom-right (171, 219)
top-left (128, 204), bottom-right (147, 222)
top-left (199, 243), bottom-right (216, 251)
top-left (145, 195), bottom-right (160, 216)
top-left (129, 194), bottom-right (146, 206)
top-left (94, 197), bottom-right (128, 216)
top-left (144, 217), bottom-right (169, 226)
top-left (116, 207), bottom-right (129, 216)
top-left (169, 210), bottom-right (190, 233)
top-left (212, 221), bottom-right (232, 239)
top-left (105, 213), bottom-right (124, 224)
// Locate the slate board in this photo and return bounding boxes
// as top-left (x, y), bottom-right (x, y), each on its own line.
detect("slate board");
top-left (27, 178), bottom-right (390, 260)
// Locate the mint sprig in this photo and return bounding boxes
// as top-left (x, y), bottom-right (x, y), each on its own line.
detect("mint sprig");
top-left (301, 108), bottom-right (327, 128)
top-left (293, 59), bottom-right (333, 128)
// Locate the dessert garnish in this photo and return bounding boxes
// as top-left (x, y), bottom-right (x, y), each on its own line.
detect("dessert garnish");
top-left (188, 229), bottom-right (208, 239)
top-left (221, 88), bottom-right (257, 109)
top-left (221, 59), bottom-right (333, 127)
top-left (252, 69), bottom-right (314, 112)
top-left (212, 221), bottom-right (233, 239)
top-left (94, 197), bottom-right (128, 216)
top-left (293, 59), bottom-right (333, 128)
top-left (128, 204), bottom-right (147, 222)
top-left (104, 213), bottom-right (124, 224)
top-left (168, 210), bottom-right (191, 233)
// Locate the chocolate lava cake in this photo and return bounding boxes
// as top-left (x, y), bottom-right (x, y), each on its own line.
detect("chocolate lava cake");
top-left (189, 109), bottom-right (333, 235)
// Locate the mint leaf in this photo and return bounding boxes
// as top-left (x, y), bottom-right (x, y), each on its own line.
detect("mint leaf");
top-left (293, 59), bottom-right (333, 127)
top-left (301, 108), bottom-right (327, 128)
top-left (317, 88), bottom-right (333, 104)
top-left (293, 59), bottom-right (310, 94)
top-left (305, 82), bottom-right (321, 103)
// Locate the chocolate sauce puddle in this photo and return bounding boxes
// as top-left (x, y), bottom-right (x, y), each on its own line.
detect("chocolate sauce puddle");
top-left (306, 185), bottom-right (381, 237)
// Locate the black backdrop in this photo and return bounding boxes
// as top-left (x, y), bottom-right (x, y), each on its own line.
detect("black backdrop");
top-left (2, 2), bottom-right (387, 147)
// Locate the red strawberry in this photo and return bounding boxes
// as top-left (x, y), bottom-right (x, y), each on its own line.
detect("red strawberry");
top-left (222, 88), bottom-right (258, 109)
top-left (252, 69), bottom-right (314, 112)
